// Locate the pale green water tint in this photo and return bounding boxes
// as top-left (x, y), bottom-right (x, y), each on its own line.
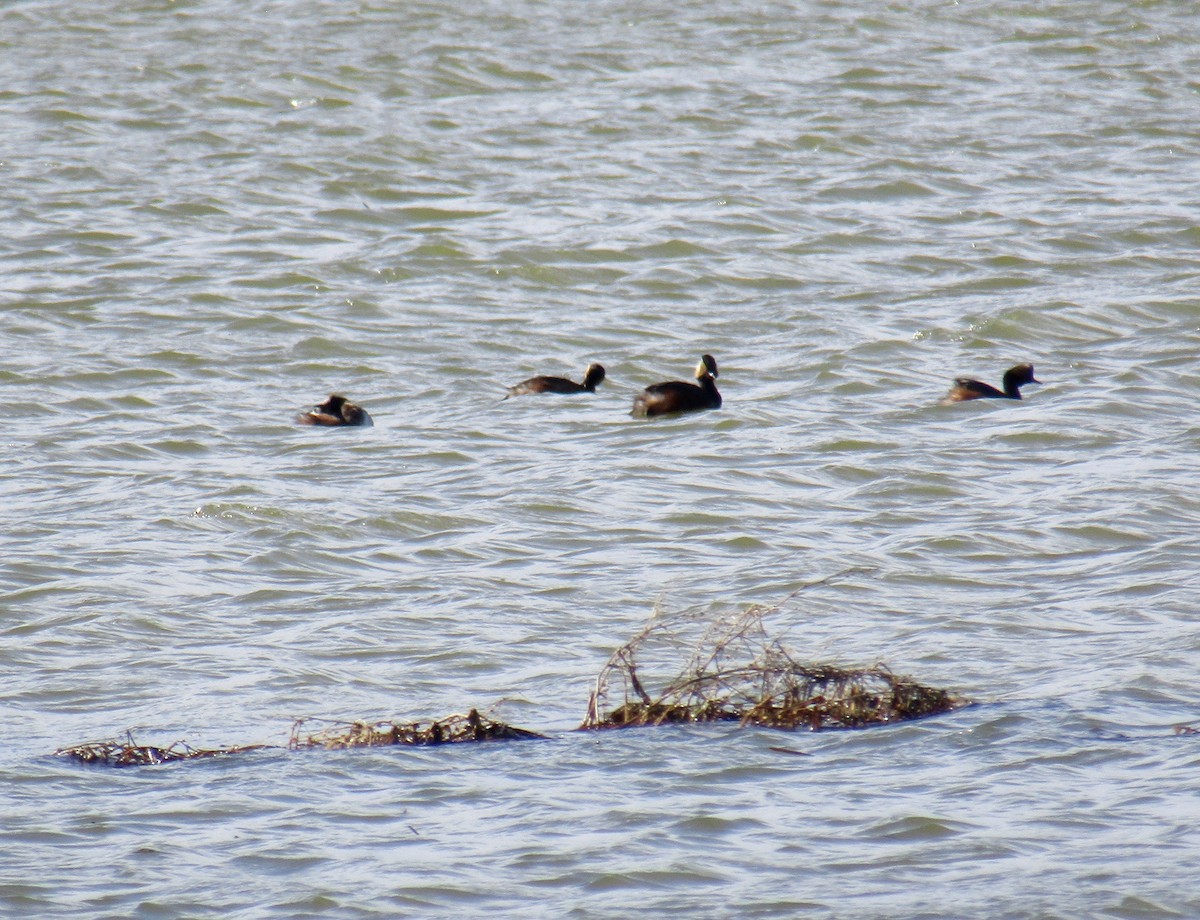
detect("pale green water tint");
top-left (3, 0), bottom-right (1200, 916)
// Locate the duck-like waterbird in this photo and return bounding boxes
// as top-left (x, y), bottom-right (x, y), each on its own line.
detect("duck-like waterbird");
top-left (505, 363), bottom-right (606, 398)
top-left (940, 364), bottom-right (1040, 404)
top-left (631, 354), bottom-right (721, 418)
top-left (296, 394), bottom-right (373, 426)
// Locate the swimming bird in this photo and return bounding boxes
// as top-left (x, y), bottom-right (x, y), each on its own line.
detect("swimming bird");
top-left (505, 363), bottom-right (606, 398)
top-left (631, 354), bottom-right (721, 418)
top-left (940, 364), bottom-right (1040, 404)
top-left (296, 394), bottom-right (373, 427)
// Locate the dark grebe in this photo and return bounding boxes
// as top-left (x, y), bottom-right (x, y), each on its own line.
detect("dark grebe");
top-left (941, 364), bottom-right (1040, 404)
top-left (296, 394), bottom-right (373, 427)
top-left (631, 354), bottom-right (721, 418)
top-left (505, 363), bottom-right (606, 398)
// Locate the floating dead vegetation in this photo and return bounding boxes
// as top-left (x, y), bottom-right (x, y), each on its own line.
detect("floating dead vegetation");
top-left (55, 710), bottom-right (545, 768)
top-left (581, 583), bottom-right (968, 733)
top-left (54, 578), bottom-right (972, 766)
top-left (289, 709), bottom-right (546, 749)
top-left (54, 732), bottom-right (270, 768)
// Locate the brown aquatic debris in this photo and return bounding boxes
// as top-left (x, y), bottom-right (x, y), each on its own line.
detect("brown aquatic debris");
top-left (54, 732), bottom-right (271, 767)
top-left (289, 709), bottom-right (546, 749)
top-left (54, 710), bottom-right (544, 768)
top-left (581, 575), bottom-right (968, 732)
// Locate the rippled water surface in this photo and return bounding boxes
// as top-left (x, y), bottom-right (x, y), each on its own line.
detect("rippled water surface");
top-left (3, 0), bottom-right (1200, 916)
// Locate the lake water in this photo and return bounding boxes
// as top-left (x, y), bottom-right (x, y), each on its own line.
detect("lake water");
top-left (3, 0), bottom-right (1199, 916)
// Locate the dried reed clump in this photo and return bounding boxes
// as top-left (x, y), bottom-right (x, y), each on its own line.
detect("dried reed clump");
top-left (582, 583), bottom-right (968, 733)
top-left (289, 708), bottom-right (546, 750)
top-left (54, 732), bottom-right (270, 767)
